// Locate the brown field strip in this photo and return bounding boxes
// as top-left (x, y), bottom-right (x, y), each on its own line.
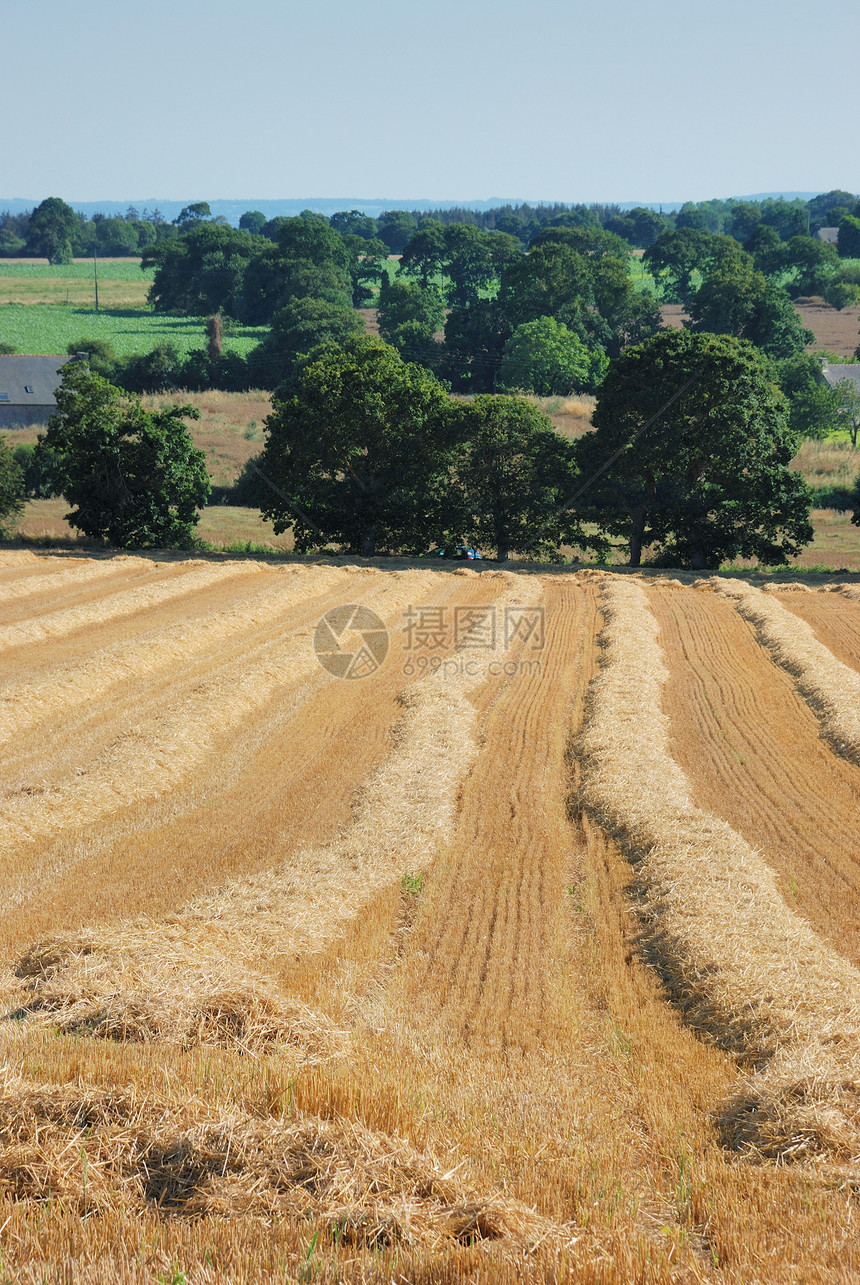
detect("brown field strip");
top-left (0, 556), bottom-right (181, 627)
top-left (0, 574), bottom-right (530, 1049)
top-left (5, 565), bottom-right (860, 1281)
top-left (0, 562), bottom-right (352, 752)
top-left (0, 572), bottom-right (507, 954)
top-left (648, 582), bottom-right (860, 967)
top-left (767, 586), bottom-right (860, 674)
top-left (713, 579), bottom-right (860, 767)
top-left (0, 558), bottom-right (266, 652)
top-left (0, 568), bottom-right (454, 919)
top-left (295, 575), bottom-right (860, 1281)
top-left (0, 559), bottom-right (292, 687)
top-left (0, 553), bottom-right (154, 607)
top-left (584, 577), bottom-right (860, 1166)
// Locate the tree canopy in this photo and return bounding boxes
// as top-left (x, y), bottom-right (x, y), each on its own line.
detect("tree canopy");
top-left (0, 436), bottom-right (25, 536)
top-left (25, 197), bottom-right (77, 264)
top-left (445, 396), bottom-right (589, 562)
top-left (38, 363), bottom-right (210, 547)
top-left (257, 337), bottom-right (452, 555)
top-left (577, 330), bottom-right (813, 568)
top-left (246, 297), bottom-right (365, 389)
top-left (686, 257), bottom-right (813, 358)
top-left (498, 316), bottom-right (604, 396)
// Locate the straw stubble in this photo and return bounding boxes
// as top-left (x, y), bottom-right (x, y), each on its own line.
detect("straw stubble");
top-left (578, 575), bottom-right (860, 1163)
top-left (713, 577), bottom-right (860, 766)
top-left (5, 576), bottom-right (542, 1060)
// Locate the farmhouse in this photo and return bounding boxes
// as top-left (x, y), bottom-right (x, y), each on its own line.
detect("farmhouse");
top-left (0, 354), bottom-right (72, 429)
top-left (821, 360), bottom-right (860, 394)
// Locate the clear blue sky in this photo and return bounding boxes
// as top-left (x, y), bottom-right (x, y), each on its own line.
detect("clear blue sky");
top-left (5, 0), bottom-right (858, 206)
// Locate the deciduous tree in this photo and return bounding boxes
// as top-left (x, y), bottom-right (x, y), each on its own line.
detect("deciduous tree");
top-left (686, 258), bottom-right (813, 358)
top-left (377, 277), bottom-right (445, 363)
top-left (445, 396), bottom-right (591, 562)
top-left (0, 435), bottom-right (25, 535)
top-left (258, 337), bottom-right (451, 555)
top-left (246, 297), bottom-right (365, 389)
top-left (578, 330), bottom-right (813, 568)
top-left (25, 197), bottom-right (77, 264)
top-left (838, 216), bottom-right (860, 260)
top-left (38, 363), bottom-right (210, 547)
top-left (498, 316), bottom-right (604, 396)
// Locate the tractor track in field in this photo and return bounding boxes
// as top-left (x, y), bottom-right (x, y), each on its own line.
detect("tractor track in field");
top-left (648, 583), bottom-right (860, 967)
top-left (774, 587), bottom-right (860, 674)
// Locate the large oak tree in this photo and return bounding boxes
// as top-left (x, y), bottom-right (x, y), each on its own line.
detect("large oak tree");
top-left (577, 330), bottom-right (813, 569)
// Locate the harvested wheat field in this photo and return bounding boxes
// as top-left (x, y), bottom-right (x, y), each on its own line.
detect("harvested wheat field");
top-left (4, 554), bottom-right (860, 1282)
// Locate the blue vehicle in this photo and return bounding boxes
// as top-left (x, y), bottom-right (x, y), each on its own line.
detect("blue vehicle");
top-left (432, 545), bottom-right (483, 561)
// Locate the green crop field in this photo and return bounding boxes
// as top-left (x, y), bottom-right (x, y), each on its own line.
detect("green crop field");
top-left (0, 304), bottom-right (266, 358)
top-left (0, 259), bottom-right (153, 280)
top-left (0, 259), bottom-right (264, 358)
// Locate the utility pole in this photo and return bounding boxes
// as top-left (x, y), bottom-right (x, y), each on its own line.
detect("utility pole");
top-left (93, 248), bottom-right (99, 313)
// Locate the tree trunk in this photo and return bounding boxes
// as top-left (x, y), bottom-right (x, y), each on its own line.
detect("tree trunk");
top-left (495, 519), bottom-right (509, 563)
top-left (360, 528), bottom-right (376, 557)
top-left (628, 504), bottom-right (646, 567)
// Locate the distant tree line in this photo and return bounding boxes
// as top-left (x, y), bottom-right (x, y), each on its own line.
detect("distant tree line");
top-left (7, 190), bottom-right (860, 458)
top-left (6, 190), bottom-right (860, 263)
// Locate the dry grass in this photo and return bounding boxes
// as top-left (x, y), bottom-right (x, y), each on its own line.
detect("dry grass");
top-left (524, 393), bottom-right (596, 440)
top-left (10, 497), bottom-right (296, 552)
top-left (142, 389), bottom-right (272, 488)
top-left (713, 577), bottom-right (860, 765)
top-left (0, 1070), bottom-right (548, 1250)
top-left (0, 563), bottom-right (348, 748)
top-left (0, 568), bottom-right (431, 888)
top-left (0, 276), bottom-right (150, 310)
top-left (790, 509), bottom-right (860, 571)
top-left (578, 575), bottom-right (860, 1163)
top-left (794, 296), bottom-right (860, 359)
top-left (0, 553), bottom-right (150, 602)
top-left (792, 437), bottom-right (860, 490)
top-left (646, 580), bottom-right (860, 972)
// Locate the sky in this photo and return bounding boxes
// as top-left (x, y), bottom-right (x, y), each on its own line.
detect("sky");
top-left (4, 0), bottom-right (858, 208)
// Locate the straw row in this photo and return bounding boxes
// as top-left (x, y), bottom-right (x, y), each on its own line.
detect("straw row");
top-left (0, 563), bottom-right (350, 747)
top-left (0, 551), bottom-right (46, 568)
top-left (6, 576), bottom-right (541, 1055)
top-left (0, 559), bottom-right (265, 652)
top-left (713, 578), bottom-right (860, 766)
top-left (0, 569), bottom-right (437, 888)
top-left (0, 1069), bottom-right (549, 1245)
top-left (0, 554), bottom-right (151, 604)
top-left (577, 575), bottom-right (860, 1162)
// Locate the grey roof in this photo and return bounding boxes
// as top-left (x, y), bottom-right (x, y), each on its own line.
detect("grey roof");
top-left (817, 227), bottom-right (839, 244)
top-left (0, 355), bottom-right (72, 407)
top-left (822, 363), bottom-right (860, 392)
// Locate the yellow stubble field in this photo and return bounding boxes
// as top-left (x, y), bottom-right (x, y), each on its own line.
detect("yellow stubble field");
top-left (2, 552), bottom-right (860, 1283)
